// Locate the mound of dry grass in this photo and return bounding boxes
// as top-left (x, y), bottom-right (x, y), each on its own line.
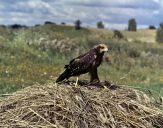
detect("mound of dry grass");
top-left (0, 82), bottom-right (163, 128)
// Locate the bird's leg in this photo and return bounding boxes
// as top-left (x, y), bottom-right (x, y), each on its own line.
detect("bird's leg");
top-left (75, 77), bottom-right (79, 87)
top-left (89, 68), bottom-right (100, 83)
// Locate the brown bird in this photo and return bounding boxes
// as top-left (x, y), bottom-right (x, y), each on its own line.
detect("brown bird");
top-left (56, 44), bottom-right (108, 84)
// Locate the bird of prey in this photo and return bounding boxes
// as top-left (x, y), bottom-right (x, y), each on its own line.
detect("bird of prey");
top-left (56, 44), bottom-right (108, 84)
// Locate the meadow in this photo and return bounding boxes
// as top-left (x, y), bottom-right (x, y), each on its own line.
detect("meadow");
top-left (0, 24), bottom-right (163, 98)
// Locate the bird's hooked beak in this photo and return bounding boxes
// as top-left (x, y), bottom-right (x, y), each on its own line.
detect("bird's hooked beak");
top-left (100, 47), bottom-right (108, 53)
top-left (103, 46), bottom-right (109, 52)
top-left (105, 47), bottom-right (109, 52)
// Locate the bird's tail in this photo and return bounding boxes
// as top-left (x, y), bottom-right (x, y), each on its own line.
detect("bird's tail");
top-left (56, 70), bottom-right (70, 83)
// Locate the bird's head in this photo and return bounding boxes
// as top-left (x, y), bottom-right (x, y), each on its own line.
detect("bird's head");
top-left (94, 44), bottom-right (108, 54)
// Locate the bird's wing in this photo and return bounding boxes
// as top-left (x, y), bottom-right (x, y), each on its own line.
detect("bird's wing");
top-left (64, 52), bottom-right (89, 68)
top-left (65, 51), bottom-right (96, 76)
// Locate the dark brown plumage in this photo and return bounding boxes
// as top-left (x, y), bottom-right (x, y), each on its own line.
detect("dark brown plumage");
top-left (56, 44), bottom-right (108, 83)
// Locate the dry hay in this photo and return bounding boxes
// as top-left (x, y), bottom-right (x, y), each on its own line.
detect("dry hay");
top-left (0, 82), bottom-right (163, 128)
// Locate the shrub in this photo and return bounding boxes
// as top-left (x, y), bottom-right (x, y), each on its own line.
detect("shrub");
top-left (112, 30), bottom-right (124, 39)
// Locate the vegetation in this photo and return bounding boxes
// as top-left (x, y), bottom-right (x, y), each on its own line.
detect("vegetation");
top-left (128, 18), bottom-right (137, 31)
top-left (0, 23), bottom-right (163, 128)
top-left (97, 21), bottom-right (104, 29)
top-left (149, 25), bottom-right (156, 29)
top-left (156, 22), bottom-right (163, 43)
top-left (44, 21), bottom-right (56, 25)
top-left (0, 24), bottom-right (162, 99)
top-left (74, 20), bottom-right (82, 30)
top-left (112, 30), bottom-right (124, 39)
top-left (61, 22), bottom-right (66, 25)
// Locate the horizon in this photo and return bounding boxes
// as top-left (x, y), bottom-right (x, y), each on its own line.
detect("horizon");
top-left (0, 21), bottom-right (159, 31)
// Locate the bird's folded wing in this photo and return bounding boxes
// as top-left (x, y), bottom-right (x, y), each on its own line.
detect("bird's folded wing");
top-left (67, 52), bottom-right (96, 75)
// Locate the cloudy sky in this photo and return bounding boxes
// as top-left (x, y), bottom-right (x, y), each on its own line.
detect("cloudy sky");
top-left (0, 0), bottom-right (162, 29)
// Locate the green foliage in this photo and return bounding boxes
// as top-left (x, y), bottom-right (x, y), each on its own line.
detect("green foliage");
top-left (156, 22), bottom-right (163, 43)
top-left (149, 25), bottom-right (156, 29)
top-left (97, 21), bottom-right (104, 29)
top-left (113, 30), bottom-right (124, 39)
top-left (130, 83), bottom-right (163, 101)
top-left (74, 20), bottom-right (82, 30)
top-left (128, 18), bottom-right (137, 31)
top-left (160, 22), bottom-right (163, 29)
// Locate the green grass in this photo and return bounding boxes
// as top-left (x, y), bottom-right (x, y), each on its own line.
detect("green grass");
top-left (0, 24), bottom-right (162, 98)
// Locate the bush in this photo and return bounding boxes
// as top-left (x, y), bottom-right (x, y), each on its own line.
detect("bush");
top-left (156, 22), bottom-right (163, 43)
top-left (128, 18), bottom-right (137, 31)
top-left (97, 21), bottom-right (104, 29)
top-left (112, 30), bottom-right (124, 39)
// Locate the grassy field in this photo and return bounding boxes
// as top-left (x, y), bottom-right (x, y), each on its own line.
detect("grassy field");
top-left (0, 24), bottom-right (163, 98)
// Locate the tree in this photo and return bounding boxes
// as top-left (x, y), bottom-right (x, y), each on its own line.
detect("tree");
top-left (74, 20), bottom-right (82, 30)
top-left (97, 21), bottom-right (104, 29)
top-left (156, 22), bottom-right (163, 43)
top-left (128, 18), bottom-right (137, 31)
top-left (61, 22), bottom-right (66, 25)
top-left (149, 25), bottom-right (156, 29)
top-left (44, 21), bottom-right (56, 25)
top-left (160, 22), bottom-right (163, 29)
top-left (0, 25), bottom-right (6, 28)
top-left (9, 24), bottom-right (28, 29)
top-left (35, 24), bottom-right (41, 27)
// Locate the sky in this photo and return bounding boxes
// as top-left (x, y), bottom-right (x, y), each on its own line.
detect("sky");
top-left (0, 0), bottom-right (162, 29)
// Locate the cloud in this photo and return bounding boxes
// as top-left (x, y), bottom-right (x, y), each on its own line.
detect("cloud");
top-left (0, 0), bottom-right (162, 29)
top-left (62, 0), bottom-right (159, 10)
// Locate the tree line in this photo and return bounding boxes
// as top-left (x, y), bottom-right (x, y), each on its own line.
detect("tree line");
top-left (74, 19), bottom-right (163, 43)
top-left (74, 18), bottom-right (157, 31)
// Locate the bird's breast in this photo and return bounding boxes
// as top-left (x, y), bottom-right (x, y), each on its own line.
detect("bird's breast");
top-left (93, 56), bottom-right (103, 67)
